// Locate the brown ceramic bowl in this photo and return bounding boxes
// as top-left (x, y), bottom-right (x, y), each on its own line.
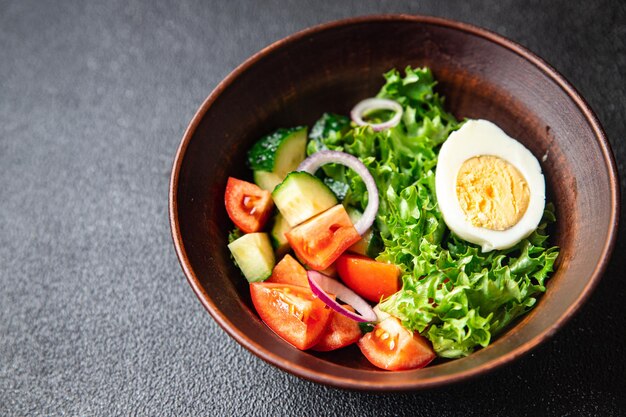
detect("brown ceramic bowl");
top-left (169, 15), bottom-right (619, 390)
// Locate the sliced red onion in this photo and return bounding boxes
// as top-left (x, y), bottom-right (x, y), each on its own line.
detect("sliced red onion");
top-left (350, 98), bottom-right (403, 131)
top-left (297, 150), bottom-right (378, 235)
top-left (307, 270), bottom-right (377, 323)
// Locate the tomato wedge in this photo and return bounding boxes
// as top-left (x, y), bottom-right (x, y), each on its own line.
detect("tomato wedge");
top-left (335, 253), bottom-right (401, 302)
top-left (286, 205), bottom-right (361, 271)
top-left (224, 177), bottom-right (273, 233)
top-left (358, 317), bottom-right (436, 371)
top-left (250, 282), bottom-right (332, 350)
top-left (266, 254), bottom-right (309, 287)
top-left (312, 306), bottom-right (362, 352)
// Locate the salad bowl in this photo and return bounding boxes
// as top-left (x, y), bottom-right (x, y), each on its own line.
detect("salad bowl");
top-left (169, 15), bottom-right (619, 390)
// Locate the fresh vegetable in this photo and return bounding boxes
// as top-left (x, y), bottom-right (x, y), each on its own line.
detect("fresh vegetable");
top-left (348, 227), bottom-right (383, 258)
top-left (359, 322), bottom-right (376, 334)
top-left (248, 126), bottom-right (308, 191)
top-left (225, 65), bottom-right (559, 365)
top-left (312, 306), bottom-right (362, 352)
top-left (269, 212), bottom-right (292, 256)
top-left (286, 204), bottom-right (361, 270)
top-left (307, 113), bottom-right (352, 200)
top-left (345, 207), bottom-right (383, 258)
top-left (224, 177), bottom-right (273, 233)
top-left (373, 304), bottom-right (392, 322)
top-left (308, 66), bottom-right (559, 358)
top-left (321, 263), bottom-right (340, 278)
top-left (348, 230), bottom-right (383, 258)
top-left (307, 270), bottom-right (377, 323)
top-left (358, 317), bottom-right (436, 371)
top-left (252, 171), bottom-right (283, 193)
top-left (309, 113), bottom-right (351, 148)
top-left (250, 282), bottom-right (333, 350)
top-left (335, 253), bottom-right (401, 303)
top-left (227, 227), bottom-right (244, 243)
top-left (272, 171), bottom-right (338, 227)
top-left (227, 233), bottom-right (275, 282)
top-left (266, 254), bottom-right (309, 287)
top-left (297, 150), bottom-right (379, 235)
top-left (350, 98), bottom-right (403, 131)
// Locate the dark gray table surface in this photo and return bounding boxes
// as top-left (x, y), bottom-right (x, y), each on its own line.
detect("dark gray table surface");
top-left (1, 0), bottom-right (625, 415)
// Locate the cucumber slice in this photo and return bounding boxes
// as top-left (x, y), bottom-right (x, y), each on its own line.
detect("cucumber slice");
top-left (270, 212), bottom-right (292, 256)
top-left (272, 127), bottom-right (307, 177)
top-left (349, 231), bottom-right (383, 258)
top-left (346, 206), bottom-right (383, 258)
top-left (253, 171), bottom-right (282, 192)
top-left (227, 233), bottom-right (275, 282)
top-left (345, 205), bottom-right (363, 224)
top-left (272, 171), bottom-right (338, 227)
top-left (248, 127), bottom-right (307, 190)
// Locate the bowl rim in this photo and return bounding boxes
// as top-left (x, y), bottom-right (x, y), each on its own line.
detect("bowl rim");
top-left (169, 14), bottom-right (620, 390)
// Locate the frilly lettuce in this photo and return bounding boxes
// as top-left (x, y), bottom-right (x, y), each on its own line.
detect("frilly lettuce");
top-left (308, 66), bottom-right (559, 358)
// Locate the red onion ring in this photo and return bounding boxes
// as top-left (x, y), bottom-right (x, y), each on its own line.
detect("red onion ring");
top-left (350, 98), bottom-right (403, 131)
top-left (297, 150), bottom-right (378, 235)
top-left (307, 270), bottom-right (377, 323)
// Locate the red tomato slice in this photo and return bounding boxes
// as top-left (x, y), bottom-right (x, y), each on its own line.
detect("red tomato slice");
top-left (250, 282), bottom-right (332, 350)
top-left (224, 177), bottom-right (273, 233)
top-left (286, 205), bottom-right (361, 271)
top-left (335, 253), bottom-right (401, 302)
top-left (312, 306), bottom-right (362, 352)
top-left (358, 317), bottom-right (436, 371)
top-left (266, 254), bottom-right (308, 287)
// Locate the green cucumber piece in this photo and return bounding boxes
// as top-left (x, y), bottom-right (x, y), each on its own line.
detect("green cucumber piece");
top-left (346, 206), bottom-right (383, 258)
top-left (270, 212), bottom-right (292, 256)
top-left (307, 112), bottom-right (350, 154)
top-left (349, 231), bottom-right (383, 258)
top-left (272, 171), bottom-right (338, 227)
top-left (248, 127), bottom-right (307, 191)
top-left (227, 233), bottom-right (275, 282)
top-left (253, 171), bottom-right (282, 192)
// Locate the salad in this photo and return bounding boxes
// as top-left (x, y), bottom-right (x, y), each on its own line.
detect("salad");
top-left (225, 66), bottom-right (559, 370)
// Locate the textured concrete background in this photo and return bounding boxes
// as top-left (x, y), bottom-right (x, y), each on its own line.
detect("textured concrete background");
top-left (1, 0), bottom-right (624, 415)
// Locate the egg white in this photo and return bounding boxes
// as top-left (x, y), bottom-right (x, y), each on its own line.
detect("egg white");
top-left (435, 119), bottom-right (546, 252)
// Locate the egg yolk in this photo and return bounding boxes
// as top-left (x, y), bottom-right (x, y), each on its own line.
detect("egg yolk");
top-left (456, 155), bottom-right (530, 230)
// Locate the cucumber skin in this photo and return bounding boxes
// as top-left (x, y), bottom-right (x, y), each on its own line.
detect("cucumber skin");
top-left (345, 206), bottom-right (383, 258)
top-left (247, 126), bottom-right (307, 172)
top-left (227, 233), bottom-right (275, 283)
top-left (272, 171), bottom-right (338, 227)
top-left (349, 229), bottom-right (383, 258)
top-left (270, 213), bottom-right (292, 257)
top-left (309, 113), bottom-right (350, 145)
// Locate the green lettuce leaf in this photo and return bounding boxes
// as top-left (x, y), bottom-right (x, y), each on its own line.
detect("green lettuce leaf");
top-left (309, 66), bottom-right (560, 358)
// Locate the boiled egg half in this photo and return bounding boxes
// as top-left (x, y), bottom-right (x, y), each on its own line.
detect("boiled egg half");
top-left (435, 119), bottom-right (545, 252)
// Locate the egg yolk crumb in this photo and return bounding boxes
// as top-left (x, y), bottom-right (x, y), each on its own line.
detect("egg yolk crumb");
top-left (456, 155), bottom-right (530, 230)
